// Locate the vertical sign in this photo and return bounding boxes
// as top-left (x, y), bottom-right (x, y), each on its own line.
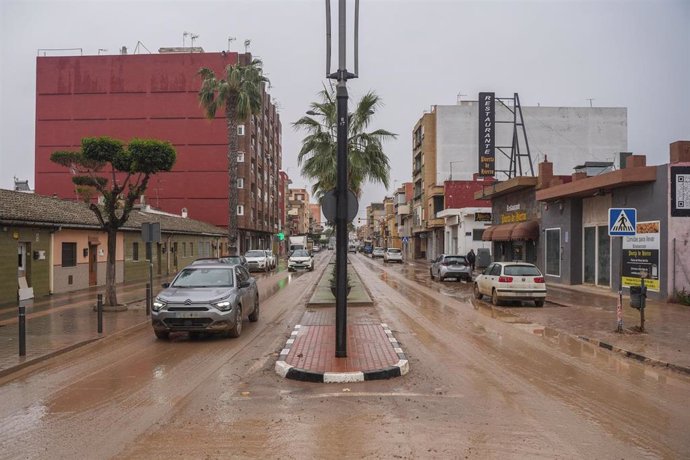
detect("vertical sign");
top-left (622, 221), bottom-right (661, 291)
top-left (671, 166), bottom-right (690, 217)
top-left (478, 92), bottom-right (495, 177)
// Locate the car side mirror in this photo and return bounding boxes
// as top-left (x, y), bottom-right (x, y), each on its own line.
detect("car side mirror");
top-left (162, 282), bottom-right (170, 288)
top-left (240, 281), bottom-right (250, 288)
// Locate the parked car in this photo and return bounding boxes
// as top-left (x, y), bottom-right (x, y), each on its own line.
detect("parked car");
top-left (371, 247), bottom-right (385, 258)
top-left (383, 248), bottom-right (403, 263)
top-left (288, 249), bottom-right (313, 272)
top-left (312, 244), bottom-right (321, 253)
top-left (430, 254), bottom-right (472, 282)
top-left (151, 263), bottom-right (259, 340)
top-left (473, 262), bottom-right (546, 307)
top-left (220, 255), bottom-right (248, 268)
top-left (263, 250), bottom-right (277, 270)
top-left (348, 243), bottom-right (358, 253)
top-left (245, 250), bottom-right (270, 272)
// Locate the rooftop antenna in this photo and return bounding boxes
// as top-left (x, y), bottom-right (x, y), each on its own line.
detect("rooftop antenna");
top-left (133, 41), bottom-right (151, 54)
top-left (98, 48), bottom-right (108, 55)
top-left (227, 36), bottom-right (236, 51)
top-left (190, 33), bottom-right (199, 49)
top-left (586, 98), bottom-right (595, 108)
top-left (183, 31), bottom-right (190, 47)
top-left (244, 39), bottom-right (251, 53)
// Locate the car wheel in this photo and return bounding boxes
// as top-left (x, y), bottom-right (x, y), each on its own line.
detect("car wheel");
top-left (473, 283), bottom-right (482, 300)
top-left (228, 306), bottom-right (242, 338)
top-left (491, 289), bottom-right (501, 306)
top-left (534, 299), bottom-right (545, 308)
top-left (249, 296), bottom-right (260, 322)
top-left (154, 330), bottom-right (170, 340)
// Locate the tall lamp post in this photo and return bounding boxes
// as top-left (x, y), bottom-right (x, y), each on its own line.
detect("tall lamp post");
top-left (326, 0), bottom-right (358, 357)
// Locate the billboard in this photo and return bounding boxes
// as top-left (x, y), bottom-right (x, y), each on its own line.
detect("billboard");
top-left (478, 92), bottom-right (495, 177)
top-left (622, 221), bottom-right (660, 291)
top-left (671, 166), bottom-right (690, 217)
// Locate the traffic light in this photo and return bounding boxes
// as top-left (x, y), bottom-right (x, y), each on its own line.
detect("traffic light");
top-left (277, 232), bottom-right (285, 241)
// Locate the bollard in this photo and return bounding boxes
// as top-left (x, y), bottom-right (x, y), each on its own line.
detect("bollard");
top-left (18, 304), bottom-right (26, 357)
top-left (145, 283), bottom-right (151, 316)
top-left (97, 293), bottom-right (103, 334)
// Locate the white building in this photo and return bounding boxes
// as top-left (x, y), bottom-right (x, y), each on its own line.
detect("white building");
top-left (437, 207), bottom-right (493, 257)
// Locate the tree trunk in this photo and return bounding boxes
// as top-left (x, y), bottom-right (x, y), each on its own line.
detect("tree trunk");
top-left (226, 101), bottom-right (239, 256)
top-left (105, 227), bottom-right (118, 306)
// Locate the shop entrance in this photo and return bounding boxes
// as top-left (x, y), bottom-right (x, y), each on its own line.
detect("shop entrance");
top-left (583, 225), bottom-right (610, 287)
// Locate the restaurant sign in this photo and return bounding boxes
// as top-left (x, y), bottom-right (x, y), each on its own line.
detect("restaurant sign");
top-left (500, 211), bottom-right (528, 224)
top-left (478, 92), bottom-right (495, 177)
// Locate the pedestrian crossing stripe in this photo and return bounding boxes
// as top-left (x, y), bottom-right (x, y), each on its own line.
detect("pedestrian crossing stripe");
top-left (608, 208), bottom-right (637, 236)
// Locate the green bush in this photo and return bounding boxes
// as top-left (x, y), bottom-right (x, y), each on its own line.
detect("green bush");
top-left (671, 288), bottom-right (690, 306)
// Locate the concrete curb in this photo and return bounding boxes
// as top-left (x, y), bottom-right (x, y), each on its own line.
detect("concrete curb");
top-left (275, 323), bottom-right (409, 383)
top-left (0, 314), bottom-right (150, 380)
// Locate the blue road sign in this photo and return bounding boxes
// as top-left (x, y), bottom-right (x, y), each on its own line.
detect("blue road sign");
top-left (608, 208), bottom-right (637, 236)
top-left (402, 236), bottom-right (409, 244)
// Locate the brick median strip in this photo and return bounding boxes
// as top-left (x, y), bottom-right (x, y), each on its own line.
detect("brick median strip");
top-left (275, 323), bottom-right (409, 383)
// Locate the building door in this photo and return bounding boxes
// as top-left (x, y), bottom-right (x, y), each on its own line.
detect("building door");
top-left (88, 244), bottom-right (98, 285)
top-left (583, 225), bottom-right (610, 287)
top-left (157, 243), bottom-right (162, 275)
top-left (17, 243), bottom-right (27, 279)
top-left (173, 242), bottom-right (178, 272)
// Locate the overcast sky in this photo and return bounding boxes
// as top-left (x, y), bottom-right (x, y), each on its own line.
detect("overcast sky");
top-left (1, 0), bottom-right (688, 220)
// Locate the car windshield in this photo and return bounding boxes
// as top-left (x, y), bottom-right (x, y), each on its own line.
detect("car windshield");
top-left (504, 265), bottom-right (542, 276)
top-left (374, 247), bottom-right (384, 252)
top-left (221, 256), bottom-right (242, 265)
top-left (444, 256), bottom-right (467, 265)
top-left (291, 249), bottom-right (309, 257)
top-left (387, 249), bottom-right (401, 253)
top-left (171, 268), bottom-right (234, 288)
top-left (245, 250), bottom-right (265, 258)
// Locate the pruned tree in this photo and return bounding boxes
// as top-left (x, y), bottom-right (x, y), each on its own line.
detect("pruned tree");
top-left (51, 136), bottom-right (176, 306)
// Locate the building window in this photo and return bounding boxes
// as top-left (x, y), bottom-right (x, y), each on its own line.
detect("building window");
top-left (133, 242), bottom-right (139, 261)
top-left (190, 242), bottom-right (194, 257)
top-left (237, 152), bottom-right (244, 163)
top-left (237, 125), bottom-right (245, 136)
top-left (183, 242), bottom-right (187, 257)
top-left (472, 229), bottom-right (484, 241)
top-left (237, 205), bottom-right (244, 216)
top-left (62, 242), bottom-right (77, 267)
top-left (237, 178), bottom-right (244, 189)
top-left (545, 228), bottom-right (561, 277)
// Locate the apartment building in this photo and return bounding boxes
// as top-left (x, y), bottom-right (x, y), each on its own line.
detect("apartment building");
top-left (34, 48), bottom-right (281, 254)
top-left (287, 188), bottom-right (312, 235)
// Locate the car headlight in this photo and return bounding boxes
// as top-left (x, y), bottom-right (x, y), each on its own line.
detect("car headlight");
top-left (213, 300), bottom-right (232, 311)
top-left (152, 299), bottom-right (166, 312)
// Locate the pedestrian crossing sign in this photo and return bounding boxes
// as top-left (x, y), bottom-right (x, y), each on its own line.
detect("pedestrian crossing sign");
top-left (608, 208), bottom-right (637, 236)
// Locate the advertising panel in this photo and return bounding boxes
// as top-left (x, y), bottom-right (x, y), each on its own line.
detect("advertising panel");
top-left (622, 221), bottom-right (660, 291)
top-left (671, 165), bottom-right (690, 217)
top-left (478, 92), bottom-right (495, 177)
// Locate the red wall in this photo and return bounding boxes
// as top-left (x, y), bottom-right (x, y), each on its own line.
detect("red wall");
top-left (35, 52), bottom-right (239, 226)
top-left (444, 180), bottom-right (493, 209)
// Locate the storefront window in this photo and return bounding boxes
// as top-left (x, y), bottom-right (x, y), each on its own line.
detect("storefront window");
top-left (545, 228), bottom-right (561, 276)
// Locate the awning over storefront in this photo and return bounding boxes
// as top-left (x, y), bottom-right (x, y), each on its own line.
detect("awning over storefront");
top-left (481, 226), bottom-right (495, 241)
top-left (511, 220), bottom-right (539, 241)
top-left (491, 223), bottom-right (519, 241)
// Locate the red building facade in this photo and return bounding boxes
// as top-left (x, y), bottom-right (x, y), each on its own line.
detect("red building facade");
top-left (35, 50), bottom-right (281, 253)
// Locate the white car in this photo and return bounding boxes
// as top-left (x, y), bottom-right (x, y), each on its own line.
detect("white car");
top-left (473, 262), bottom-right (546, 307)
top-left (288, 249), bottom-right (313, 272)
top-left (383, 248), bottom-right (403, 263)
top-left (245, 250), bottom-right (270, 272)
top-left (371, 247), bottom-right (385, 258)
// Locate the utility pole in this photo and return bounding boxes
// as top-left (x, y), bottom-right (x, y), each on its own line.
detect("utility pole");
top-left (326, 0), bottom-right (359, 357)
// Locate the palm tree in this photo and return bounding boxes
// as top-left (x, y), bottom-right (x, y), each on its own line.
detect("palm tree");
top-left (198, 58), bottom-right (268, 255)
top-left (293, 85), bottom-right (396, 199)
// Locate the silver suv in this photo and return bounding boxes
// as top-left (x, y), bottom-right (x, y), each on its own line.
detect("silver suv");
top-left (430, 254), bottom-right (472, 282)
top-left (151, 263), bottom-right (259, 339)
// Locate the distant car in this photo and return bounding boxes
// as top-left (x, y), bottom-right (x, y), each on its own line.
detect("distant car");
top-left (312, 244), bottom-right (321, 253)
top-left (383, 248), bottom-right (403, 263)
top-left (288, 249), bottom-right (313, 272)
top-left (263, 250), bottom-right (277, 270)
top-left (348, 244), bottom-right (357, 253)
top-left (220, 255), bottom-right (248, 268)
top-left (430, 254), bottom-right (472, 282)
top-left (245, 250), bottom-right (270, 272)
top-left (151, 263), bottom-right (259, 340)
top-left (473, 262), bottom-right (546, 307)
top-left (371, 247), bottom-right (385, 258)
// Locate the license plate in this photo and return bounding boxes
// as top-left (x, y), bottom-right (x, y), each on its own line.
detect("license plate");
top-left (174, 312), bottom-right (201, 318)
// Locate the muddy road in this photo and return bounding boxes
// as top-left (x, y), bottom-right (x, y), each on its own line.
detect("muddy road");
top-left (1, 252), bottom-right (688, 459)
